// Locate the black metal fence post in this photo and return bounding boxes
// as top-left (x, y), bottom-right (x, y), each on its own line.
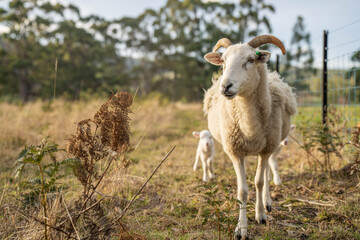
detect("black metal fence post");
top-left (276, 54), bottom-right (280, 73)
top-left (322, 30), bottom-right (328, 124)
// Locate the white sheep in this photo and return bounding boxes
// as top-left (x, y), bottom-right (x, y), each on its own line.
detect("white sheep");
top-left (203, 35), bottom-right (297, 239)
top-left (268, 124), bottom-right (296, 186)
top-left (192, 130), bottom-right (215, 182)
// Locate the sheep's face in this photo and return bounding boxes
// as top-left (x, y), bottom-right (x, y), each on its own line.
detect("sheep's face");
top-left (193, 130), bottom-right (214, 152)
top-left (205, 43), bottom-right (271, 99)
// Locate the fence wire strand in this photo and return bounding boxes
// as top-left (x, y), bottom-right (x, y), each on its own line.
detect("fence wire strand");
top-left (330, 18), bottom-right (360, 34)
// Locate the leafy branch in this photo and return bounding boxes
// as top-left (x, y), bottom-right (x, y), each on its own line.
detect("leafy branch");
top-left (14, 137), bottom-right (81, 240)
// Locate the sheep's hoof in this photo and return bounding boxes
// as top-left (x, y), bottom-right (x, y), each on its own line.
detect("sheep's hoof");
top-left (234, 230), bottom-right (249, 240)
top-left (257, 218), bottom-right (267, 225)
top-left (266, 205), bottom-right (272, 213)
top-left (234, 224), bottom-right (247, 240)
top-left (274, 178), bottom-right (281, 186)
top-left (233, 230), bottom-right (248, 240)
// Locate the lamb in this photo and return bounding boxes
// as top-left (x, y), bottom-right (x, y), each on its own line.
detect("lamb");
top-left (203, 35), bottom-right (297, 239)
top-left (192, 130), bottom-right (215, 182)
top-left (268, 124), bottom-right (296, 186)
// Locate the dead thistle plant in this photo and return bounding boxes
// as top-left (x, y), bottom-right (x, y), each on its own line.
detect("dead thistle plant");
top-left (63, 91), bottom-right (133, 238)
top-left (67, 91), bottom-right (132, 199)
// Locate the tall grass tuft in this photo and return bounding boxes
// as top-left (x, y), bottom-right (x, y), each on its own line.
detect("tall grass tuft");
top-left (295, 106), bottom-right (348, 175)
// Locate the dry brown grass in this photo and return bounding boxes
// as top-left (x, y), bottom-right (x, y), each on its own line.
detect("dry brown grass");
top-left (0, 99), bottom-right (103, 168)
top-left (0, 96), bottom-right (359, 240)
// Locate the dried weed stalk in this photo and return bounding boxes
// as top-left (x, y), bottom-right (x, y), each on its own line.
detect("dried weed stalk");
top-left (67, 92), bottom-right (132, 198)
top-left (63, 91), bottom-right (133, 239)
top-left (349, 121), bottom-right (360, 176)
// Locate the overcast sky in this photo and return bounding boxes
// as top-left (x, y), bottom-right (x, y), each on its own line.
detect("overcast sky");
top-left (2, 0), bottom-right (360, 68)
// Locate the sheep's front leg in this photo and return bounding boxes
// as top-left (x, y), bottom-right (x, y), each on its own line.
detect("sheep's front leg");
top-left (255, 153), bottom-right (270, 224)
top-left (207, 157), bottom-right (214, 180)
top-left (193, 151), bottom-right (200, 172)
top-left (230, 155), bottom-right (248, 239)
top-left (263, 160), bottom-right (272, 212)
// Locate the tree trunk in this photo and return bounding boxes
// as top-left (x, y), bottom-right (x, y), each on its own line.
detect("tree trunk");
top-left (18, 69), bottom-right (30, 102)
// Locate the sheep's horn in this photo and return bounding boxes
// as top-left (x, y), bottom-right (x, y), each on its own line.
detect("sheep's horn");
top-left (247, 35), bottom-right (286, 55)
top-left (212, 38), bottom-right (232, 52)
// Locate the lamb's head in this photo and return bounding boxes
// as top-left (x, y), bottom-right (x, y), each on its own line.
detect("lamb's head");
top-left (193, 130), bottom-right (213, 152)
top-left (280, 124), bottom-right (296, 146)
top-left (204, 35), bottom-right (286, 99)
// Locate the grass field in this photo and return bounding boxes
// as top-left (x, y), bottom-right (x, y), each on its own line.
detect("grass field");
top-left (295, 105), bottom-right (359, 127)
top-left (0, 96), bottom-right (359, 239)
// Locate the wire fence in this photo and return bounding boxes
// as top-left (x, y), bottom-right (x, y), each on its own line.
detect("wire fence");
top-left (282, 23), bottom-right (360, 127)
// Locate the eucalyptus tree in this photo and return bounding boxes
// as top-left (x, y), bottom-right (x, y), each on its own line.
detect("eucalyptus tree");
top-left (115, 0), bottom-right (275, 101)
top-left (0, 0), bottom-right (69, 101)
top-left (350, 49), bottom-right (360, 97)
top-left (48, 14), bottom-right (126, 100)
top-left (239, 0), bottom-right (275, 38)
top-left (284, 15), bottom-right (314, 89)
top-left (0, 0), bottom-right (277, 101)
top-left (0, 1), bottom-right (127, 101)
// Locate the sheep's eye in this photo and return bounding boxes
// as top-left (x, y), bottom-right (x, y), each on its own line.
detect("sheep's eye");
top-left (247, 59), bottom-right (254, 63)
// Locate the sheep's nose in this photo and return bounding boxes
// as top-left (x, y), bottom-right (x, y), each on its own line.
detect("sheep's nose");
top-left (206, 142), bottom-right (209, 147)
top-left (222, 83), bottom-right (233, 96)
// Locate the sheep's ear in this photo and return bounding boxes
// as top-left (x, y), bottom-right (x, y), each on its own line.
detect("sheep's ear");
top-left (290, 124), bottom-right (296, 130)
top-left (256, 50), bottom-right (271, 63)
top-left (192, 131), bottom-right (200, 138)
top-left (204, 52), bottom-right (223, 66)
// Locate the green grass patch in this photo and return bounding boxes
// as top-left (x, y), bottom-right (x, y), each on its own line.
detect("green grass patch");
top-left (294, 104), bottom-right (359, 127)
